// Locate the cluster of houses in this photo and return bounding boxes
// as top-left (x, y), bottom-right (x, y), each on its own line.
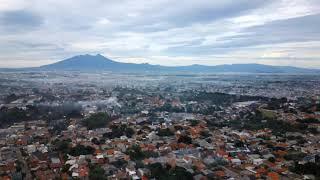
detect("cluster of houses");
top-left (0, 82), bottom-right (319, 179)
top-left (1, 103), bottom-right (319, 180)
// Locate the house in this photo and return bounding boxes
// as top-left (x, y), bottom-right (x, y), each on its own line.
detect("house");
top-left (50, 157), bottom-right (62, 169)
top-left (194, 174), bottom-right (207, 180)
top-left (230, 158), bottom-right (241, 166)
top-left (79, 166), bottom-right (89, 177)
top-left (253, 158), bottom-right (264, 165)
top-left (137, 168), bottom-right (150, 177)
top-left (267, 172), bottom-right (280, 180)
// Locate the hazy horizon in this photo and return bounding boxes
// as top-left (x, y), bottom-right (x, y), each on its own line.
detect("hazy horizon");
top-left (0, 0), bottom-right (320, 68)
top-left (2, 53), bottom-right (318, 71)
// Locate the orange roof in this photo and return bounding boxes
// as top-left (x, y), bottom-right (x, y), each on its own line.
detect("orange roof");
top-left (276, 167), bottom-right (287, 174)
top-left (106, 149), bottom-right (115, 155)
top-left (124, 155), bottom-right (130, 161)
top-left (217, 150), bottom-right (228, 156)
top-left (276, 143), bottom-right (288, 148)
top-left (184, 156), bottom-right (191, 161)
top-left (142, 176), bottom-right (149, 180)
top-left (167, 158), bottom-right (176, 168)
top-left (256, 168), bottom-right (267, 175)
top-left (237, 153), bottom-right (247, 160)
top-left (274, 150), bottom-right (287, 157)
top-left (61, 173), bottom-right (69, 180)
top-left (178, 143), bottom-right (187, 149)
top-left (215, 170), bottom-right (225, 177)
top-left (275, 158), bottom-right (284, 162)
top-left (146, 144), bottom-right (156, 151)
top-left (143, 159), bottom-right (152, 165)
top-left (95, 149), bottom-right (102, 154)
top-left (194, 161), bottom-right (206, 171)
top-left (267, 172), bottom-right (280, 180)
top-left (1, 176), bottom-right (11, 180)
top-left (169, 143), bottom-right (178, 150)
top-left (266, 161), bottom-right (276, 167)
top-left (79, 166), bottom-right (89, 177)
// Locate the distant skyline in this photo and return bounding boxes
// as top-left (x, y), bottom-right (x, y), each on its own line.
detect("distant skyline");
top-left (0, 0), bottom-right (320, 68)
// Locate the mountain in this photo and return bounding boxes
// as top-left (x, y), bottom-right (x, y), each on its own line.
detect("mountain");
top-left (40, 54), bottom-right (161, 71)
top-left (32, 54), bottom-right (320, 73)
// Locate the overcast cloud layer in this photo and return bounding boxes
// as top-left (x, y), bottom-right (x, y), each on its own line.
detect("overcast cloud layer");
top-left (0, 0), bottom-right (319, 68)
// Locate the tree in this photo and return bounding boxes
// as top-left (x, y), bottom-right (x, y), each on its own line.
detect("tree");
top-left (91, 138), bottom-right (101, 145)
top-left (103, 124), bottom-right (135, 139)
top-left (4, 93), bottom-right (18, 103)
top-left (178, 135), bottom-right (192, 144)
top-left (157, 128), bottom-right (174, 137)
top-left (200, 130), bottom-right (211, 138)
top-left (83, 112), bottom-right (110, 130)
top-left (168, 166), bottom-right (193, 180)
top-left (89, 165), bottom-right (106, 180)
top-left (61, 164), bottom-right (71, 173)
top-left (148, 163), bottom-right (193, 180)
top-left (69, 144), bottom-right (95, 156)
top-left (110, 159), bottom-right (127, 168)
top-left (290, 162), bottom-right (320, 178)
top-left (234, 140), bottom-right (245, 148)
top-left (148, 163), bottom-right (167, 179)
top-left (126, 144), bottom-right (145, 160)
top-left (174, 125), bottom-right (184, 131)
top-left (189, 120), bottom-right (199, 126)
top-left (297, 118), bottom-right (320, 124)
top-left (0, 107), bottom-right (29, 128)
top-left (268, 157), bottom-right (276, 163)
top-left (53, 139), bottom-right (71, 154)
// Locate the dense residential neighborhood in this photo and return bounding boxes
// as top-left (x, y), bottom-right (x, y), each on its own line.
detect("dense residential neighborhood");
top-left (1, 0), bottom-right (320, 179)
top-left (0, 72), bottom-right (319, 179)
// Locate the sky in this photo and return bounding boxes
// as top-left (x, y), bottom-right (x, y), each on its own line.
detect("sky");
top-left (0, 0), bottom-right (320, 68)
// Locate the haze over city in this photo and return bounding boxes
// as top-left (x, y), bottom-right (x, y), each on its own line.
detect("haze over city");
top-left (1, 1), bottom-right (320, 180)
top-left (0, 0), bottom-right (320, 68)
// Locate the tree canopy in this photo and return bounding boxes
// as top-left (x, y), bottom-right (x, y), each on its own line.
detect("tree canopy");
top-left (83, 112), bottom-right (111, 129)
top-left (148, 163), bottom-right (193, 180)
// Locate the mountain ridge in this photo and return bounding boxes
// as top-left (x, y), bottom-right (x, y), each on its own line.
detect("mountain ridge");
top-left (2, 54), bottom-right (319, 73)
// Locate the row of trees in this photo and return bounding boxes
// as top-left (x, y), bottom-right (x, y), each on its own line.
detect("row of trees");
top-left (0, 102), bottom-right (83, 128)
top-left (126, 144), bottom-right (159, 161)
top-left (103, 124), bottom-right (135, 139)
top-left (53, 139), bottom-right (95, 156)
top-left (148, 163), bottom-right (193, 180)
top-left (290, 161), bottom-right (320, 178)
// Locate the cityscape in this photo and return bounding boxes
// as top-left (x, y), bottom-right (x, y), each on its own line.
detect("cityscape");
top-left (1, 0), bottom-right (320, 180)
top-left (0, 71), bottom-right (319, 179)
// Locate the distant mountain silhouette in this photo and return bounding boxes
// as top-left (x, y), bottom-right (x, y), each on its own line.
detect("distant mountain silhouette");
top-left (40, 54), bottom-right (161, 72)
top-left (21, 54), bottom-right (320, 73)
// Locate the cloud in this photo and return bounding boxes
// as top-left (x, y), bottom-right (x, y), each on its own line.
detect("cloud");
top-left (0, 0), bottom-right (28, 11)
top-left (96, 18), bottom-right (111, 26)
top-left (0, 10), bottom-right (43, 32)
top-left (0, 0), bottom-right (319, 68)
